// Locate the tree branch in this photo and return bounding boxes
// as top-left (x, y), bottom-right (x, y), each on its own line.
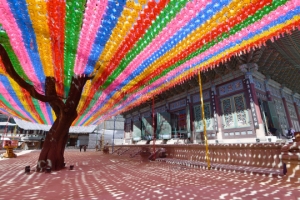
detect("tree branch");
top-left (0, 44), bottom-right (56, 103)
top-left (65, 74), bottom-right (93, 112)
top-left (45, 77), bottom-right (65, 115)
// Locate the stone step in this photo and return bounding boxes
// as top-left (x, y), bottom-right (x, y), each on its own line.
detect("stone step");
top-left (156, 158), bottom-right (283, 177)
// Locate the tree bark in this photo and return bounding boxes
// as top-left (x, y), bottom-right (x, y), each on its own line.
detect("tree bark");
top-left (0, 44), bottom-right (93, 171)
top-left (37, 112), bottom-right (77, 171)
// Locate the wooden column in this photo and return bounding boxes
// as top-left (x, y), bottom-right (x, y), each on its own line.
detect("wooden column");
top-left (188, 98), bottom-right (195, 142)
top-left (211, 84), bottom-right (221, 134)
top-left (245, 72), bottom-right (263, 126)
top-left (239, 64), bottom-right (263, 127)
top-left (152, 97), bottom-right (156, 158)
top-left (281, 88), bottom-right (293, 128)
top-left (187, 95), bottom-right (193, 142)
top-left (264, 77), bottom-right (273, 101)
top-left (239, 63), bottom-right (266, 139)
top-left (292, 95), bottom-right (300, 123)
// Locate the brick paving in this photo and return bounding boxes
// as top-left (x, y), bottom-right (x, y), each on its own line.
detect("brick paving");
top-left (0, 149), bottom-right (299, 200)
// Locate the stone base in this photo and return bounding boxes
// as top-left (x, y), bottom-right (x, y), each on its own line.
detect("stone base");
top-left (2, 147), bottom-right (17, 158)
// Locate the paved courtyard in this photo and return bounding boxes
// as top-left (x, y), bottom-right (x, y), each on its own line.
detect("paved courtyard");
top-left (0, 149), bottom-right (299, 200)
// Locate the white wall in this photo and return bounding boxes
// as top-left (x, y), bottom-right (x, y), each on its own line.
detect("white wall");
top-left (77, 135), bottom-right (89, 146)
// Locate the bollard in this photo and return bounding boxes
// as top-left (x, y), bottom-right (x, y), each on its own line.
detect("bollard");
top-left (45, 167), bottom-right (51, 173)
top-left (25, 166), bottom-right (30, 174)
top-left (70, 165), bottom-right (74, 170)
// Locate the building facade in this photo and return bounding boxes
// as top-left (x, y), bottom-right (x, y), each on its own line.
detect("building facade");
top-left (122, 30), bottom-right (300, 144)
top-left (122, 66), bottom-right (300, 144)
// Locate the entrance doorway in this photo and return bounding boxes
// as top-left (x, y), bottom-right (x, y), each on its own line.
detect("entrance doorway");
top-left (258, 99), bottom-right (280, 137)
top-left (171, 109), bottom-right (187, 139)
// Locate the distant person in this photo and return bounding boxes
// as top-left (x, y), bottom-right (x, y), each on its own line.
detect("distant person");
top-left (79, 145), bottom-right (82, 152)
top-left (83, 145), bottom-right (87, 152)
top-left (284, 128), bottom-right (295, 139)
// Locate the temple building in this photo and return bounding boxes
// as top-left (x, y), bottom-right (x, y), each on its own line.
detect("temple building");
top-left (121, 30), bottom-right (300, 144)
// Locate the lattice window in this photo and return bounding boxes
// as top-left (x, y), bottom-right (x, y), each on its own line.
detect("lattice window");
top-left (273, 99), bottom-right (288, 130)
top-left (222, 98), bottom-right (234, 128)
top-left (221, 94), bottom-right (250, 129)
top-left (234, 95), bottom-right (248, 126)
top-left (287, 104), bottom-right (297, 119)
top-left (193, 103), bottom-right (213, 131)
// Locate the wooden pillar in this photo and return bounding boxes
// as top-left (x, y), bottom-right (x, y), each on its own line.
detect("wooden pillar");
top-left (186, 94), bottom-right (193, 141)
top-left (211, 84), bottom-right (222, 141)
top-left (188, 97), bottom-right (195, 142)
top-left (240, 64), bottom-right (265, 139)
top-left (292, 94), bottom-right (300, 123)
top-left (152, 97), bottom-right (156, 158)
top-left (243, 71), bottom-right (263, 136)
top-left (264, 77), bottom-right (273, 101)
top-left (239, 64), bottom-right (263, 126)
top-left (281, 88), bottom-right (293, 128)
top-left (245, 72), bottom-right (263, 125)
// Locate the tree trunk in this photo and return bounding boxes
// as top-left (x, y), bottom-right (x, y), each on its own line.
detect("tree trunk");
top-left (35, 75), bottom-right (90, 172)
top-left (36, 112), bottom-right (77, 171)
top-left (1, 44), bottom-right (94, 172)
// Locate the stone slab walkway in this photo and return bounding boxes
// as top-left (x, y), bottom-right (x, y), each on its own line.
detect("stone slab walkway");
top-left (0, 149), bottom-right (299, 200)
